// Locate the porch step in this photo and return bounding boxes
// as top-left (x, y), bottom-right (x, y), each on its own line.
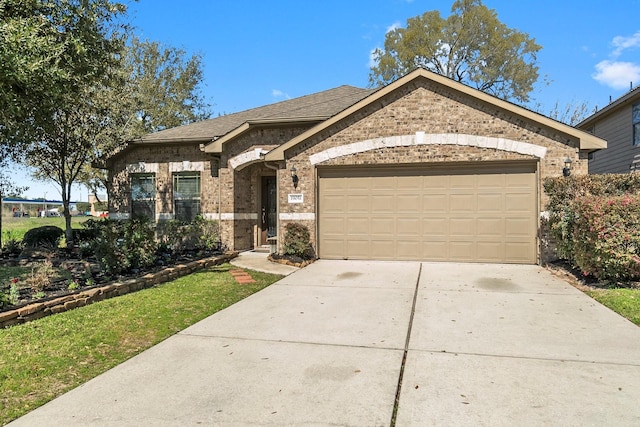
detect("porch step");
top-left (253, 245), bottom-right (271, 253)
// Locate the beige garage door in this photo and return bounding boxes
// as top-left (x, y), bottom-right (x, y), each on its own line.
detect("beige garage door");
top-left (318, 163), bottom-right (537, 263)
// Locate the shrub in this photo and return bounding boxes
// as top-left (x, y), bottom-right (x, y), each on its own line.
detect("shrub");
top-left (22, 226), bottom-right (64, 249)
top-left (1, 235), bottom-right (23, 256)
top-left (570, 195), bottom-right (640, 281)
top-left (24, 260), bottom-right (56, 293)
top-left (281, 223), bottom-right (315, 259)
top-left (89, 218), bottom-right (158, 275)
top-left (157, 216), bottom-right (220, 254)
top-left (544, 174), bottom-right (640, 281)
top-left (121, 217), bottom-right (157, 271)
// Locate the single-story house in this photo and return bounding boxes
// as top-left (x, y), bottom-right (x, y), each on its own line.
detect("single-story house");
top-left (577, 86), bottom-right (640, 173)
top-left (102, 68), bottom-right (606, 264)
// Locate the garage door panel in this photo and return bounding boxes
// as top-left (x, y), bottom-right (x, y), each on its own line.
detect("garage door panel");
top-left (347, 239), bottom-right (371, 259)
top-left (476, 241), bottom-right (504, 261)
top-left (321, 195), bottom-right (347, 213)
top-left (423, 194), bottom-right (448, 212)
top-left (397, 194), bottom-right (422, 212)
top-left (504, 242), bottom-right (535, 263)
top-left (476, 174), bottom-right (504, 188)
top-left (321, 239), bottom-right (346, 259)
top-left (322, 217), bottom-right (345, 234)
top-left (422, 240), bottom-right (449, 260)
top-left (449, 175), bottom-right (475, 189)
top-left (477, 218), bottom-right (504, 237)
top-left (449, 241), bottom-right (476, 260)
top-left (348, 177), bottom-right (372, 191)
top-left (371, 195), bottom-right (394, 212)
top-left (477, 193), bottom-right (503, 212)
top-left (505, 218), bottom-right (534, 236)
top-left (370, 218), bottom-right (394, 236)
top-left (449, 218), bottom-right (476, 235)
top-left (318, 164), bottom-right (536, 263)
top-left (505, 193), bottom-right (533, 211)
top-left (397, 217), bottom-right (420, 235)
top-left (397, 241), bottom-right (421, 259)
top-left (347, 195), bottom-right (369, 213)
top-left (423, 217), bottom-right (448, 235)
top-left (423, 175), bottom-right (448, 189)
top-left (345, 217), bottom-right (370, 235)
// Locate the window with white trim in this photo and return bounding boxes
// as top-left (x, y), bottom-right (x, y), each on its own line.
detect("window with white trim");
top-left (173, 172), bottom-right (201, 221)
top-left (130, 173), bottom-right (156, 220)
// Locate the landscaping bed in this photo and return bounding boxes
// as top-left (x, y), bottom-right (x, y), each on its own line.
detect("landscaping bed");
top-left (0, 251), bottom-right (236, 328)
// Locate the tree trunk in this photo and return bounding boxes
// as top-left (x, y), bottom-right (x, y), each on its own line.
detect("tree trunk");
top-left (61, 189), bottom-right (74, 248)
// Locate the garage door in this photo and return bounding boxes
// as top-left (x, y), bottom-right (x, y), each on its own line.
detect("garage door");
top-left (318, 163), bottom-right (537, 263)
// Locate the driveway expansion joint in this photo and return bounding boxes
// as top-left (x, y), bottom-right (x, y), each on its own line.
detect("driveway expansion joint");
top-left (390, 263), bottom-right (422, 426)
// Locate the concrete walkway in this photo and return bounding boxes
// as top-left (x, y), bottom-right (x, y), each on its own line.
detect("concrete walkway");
top-left (8, 261), bottom-right (640, 426)
top-left (229, 250), bottom-right (299, 276)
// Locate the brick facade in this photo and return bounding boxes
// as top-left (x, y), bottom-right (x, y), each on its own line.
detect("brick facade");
top-left (106, 71), bottom-right (600, 262)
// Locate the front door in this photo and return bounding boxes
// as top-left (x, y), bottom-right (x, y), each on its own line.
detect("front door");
top-left (260, 176), bottom-right (277, 245)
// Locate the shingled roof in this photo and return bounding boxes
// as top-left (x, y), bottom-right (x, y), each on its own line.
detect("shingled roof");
top-left (137, 85), bottom-right (376, 143)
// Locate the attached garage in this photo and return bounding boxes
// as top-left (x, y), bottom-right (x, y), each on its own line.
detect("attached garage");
top-left (318, 162), bottom-right (537, 263)
top-left (262, 68), bottom-right (607, 265)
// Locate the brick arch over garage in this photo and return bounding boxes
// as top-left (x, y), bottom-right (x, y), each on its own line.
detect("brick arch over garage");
top-left (308, 133), bottom-right (547, 165)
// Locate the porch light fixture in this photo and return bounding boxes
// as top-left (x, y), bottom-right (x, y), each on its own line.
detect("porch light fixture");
top-left (562, 157), bottom-right (572, 177)
top-left (291, 165), bottom-right (299, 188)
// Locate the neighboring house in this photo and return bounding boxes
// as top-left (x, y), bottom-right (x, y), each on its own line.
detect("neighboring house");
top-left (578, 86), bottom-right (640, 173)
top-left (101, 68), bottom-right (606, 264)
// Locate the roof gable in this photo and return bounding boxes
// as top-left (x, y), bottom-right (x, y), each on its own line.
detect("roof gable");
top-left (265, 68), bottom-right (606, 161)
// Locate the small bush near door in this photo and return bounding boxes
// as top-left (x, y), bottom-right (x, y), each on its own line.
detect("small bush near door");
top-left (281, 223), bottom-right (315, 259)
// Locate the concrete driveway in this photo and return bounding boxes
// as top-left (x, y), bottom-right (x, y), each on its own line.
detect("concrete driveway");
top-left (8, 261), bottom-right (640, 426)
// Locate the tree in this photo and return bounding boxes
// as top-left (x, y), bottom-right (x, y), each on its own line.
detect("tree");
top-left (25, 85), bottom-right (119, 246)
top-left (545, 100), bottom-right (593, 126)
top-left (80, 37), bottom-right (212, 200)
top-left (369, 0), bottom-right (542, 103)
top-left (123, 37), bottom-right (211, 136)
top-left (0, 0), bottom-right (128, 151)
top-left (5, 0), bottom-right (129, 246)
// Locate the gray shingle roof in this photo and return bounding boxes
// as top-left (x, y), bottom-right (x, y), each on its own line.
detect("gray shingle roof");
top-left (138, 85), bottom-right (376, 143)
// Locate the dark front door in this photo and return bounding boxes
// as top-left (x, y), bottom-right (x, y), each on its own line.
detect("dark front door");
top-left (261, 176), bottom-right (277, 245)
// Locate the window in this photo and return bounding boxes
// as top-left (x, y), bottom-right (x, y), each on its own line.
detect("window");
top-left (173, 172), bottom-right (201, 221)
top-left (131, 173), bottom-right (156, 220)
top-left (634, 103), bottom-right (640, 146)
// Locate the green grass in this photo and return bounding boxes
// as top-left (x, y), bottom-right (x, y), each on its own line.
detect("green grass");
top-left (0, 264), bottom-right (282, 425)
top-left (1, 216), bottom-right (87, 243)
top-left (586, 288), bottom-right (640, 326)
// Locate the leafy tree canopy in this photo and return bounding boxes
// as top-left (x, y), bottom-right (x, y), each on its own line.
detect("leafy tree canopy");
top-left (0, 0), bottom-right (127, 147)
top-left (369, 0), bottom-right (542, 103)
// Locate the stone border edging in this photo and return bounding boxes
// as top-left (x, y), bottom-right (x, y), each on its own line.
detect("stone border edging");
top-left (0, 252), bottom-right (238, 329)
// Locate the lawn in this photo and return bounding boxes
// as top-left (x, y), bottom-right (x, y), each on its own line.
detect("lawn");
top-left (586, 288), bottom-right (640, 326)
top-left (1, 216), bottom-right (87, 243)
top-left (0, 264), bottom-right (282, 425)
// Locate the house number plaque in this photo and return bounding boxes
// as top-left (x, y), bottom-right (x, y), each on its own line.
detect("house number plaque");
top-left (288, 194), bottom-right (304, 204)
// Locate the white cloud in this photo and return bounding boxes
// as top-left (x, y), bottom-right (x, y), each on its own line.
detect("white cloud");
top-left (386, 22), bottom-right (401, 34)
top-left (611, 30), bottom-right (640, 57)
top-left (271, 89), bottom-right (290, 100)
top-left (592, 30), bottom-right (640, 89)
top-left (593, 60), bottom-right (640, 90)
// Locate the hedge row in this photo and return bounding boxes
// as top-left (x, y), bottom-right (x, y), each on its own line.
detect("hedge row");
top-left (544, 174), bottom-right (640, 282)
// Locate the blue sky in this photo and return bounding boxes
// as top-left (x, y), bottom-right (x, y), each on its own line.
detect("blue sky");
top-left (16, 0), bottom-right (640, 200)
